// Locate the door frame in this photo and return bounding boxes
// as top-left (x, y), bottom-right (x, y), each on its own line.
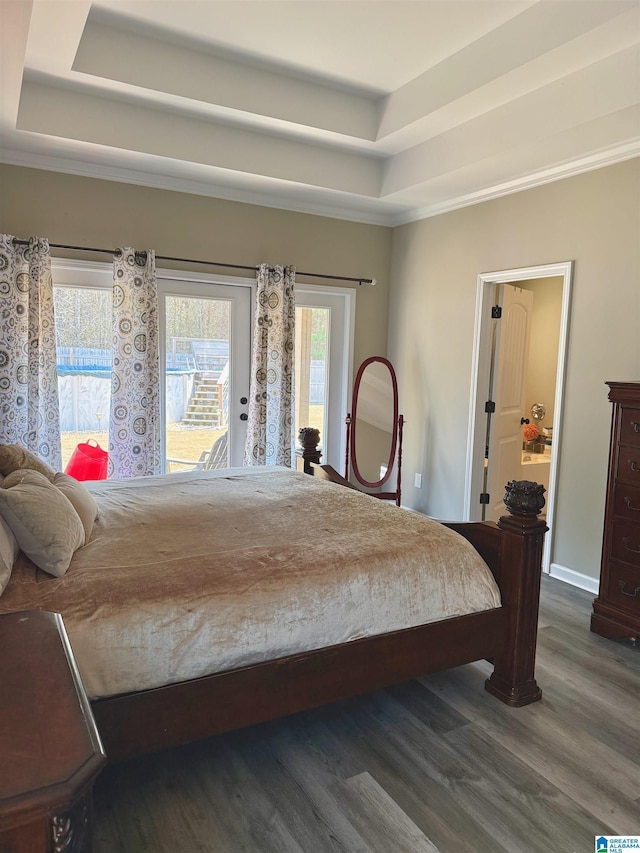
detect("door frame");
top-left (464, 261), bottom-right (574, 573)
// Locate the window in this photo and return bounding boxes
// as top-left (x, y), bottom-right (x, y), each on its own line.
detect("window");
top-left (295, 286), bottom-right (354, 469)
top-left (51, 261), bottom-right (353, 474)
top-left (52, 260), bottom-right (112, 469)
top-left (295, 306), bottom-right (329, 446)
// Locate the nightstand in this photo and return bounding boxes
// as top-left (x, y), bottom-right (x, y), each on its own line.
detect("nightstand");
top-left (0, 610), bottom-right (105, 853)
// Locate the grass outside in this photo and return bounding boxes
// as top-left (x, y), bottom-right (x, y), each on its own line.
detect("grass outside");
top-left (61, 425), bottom-right (225, 473)
top-left (60, 405), bottom-right (324, 473)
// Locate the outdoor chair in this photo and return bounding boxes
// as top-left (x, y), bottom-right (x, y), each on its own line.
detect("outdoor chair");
top-left (167, 432), bottom-right (228, 472)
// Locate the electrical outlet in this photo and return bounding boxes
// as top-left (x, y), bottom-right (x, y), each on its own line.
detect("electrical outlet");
top-left (414, 472), bottom-right (422, 488)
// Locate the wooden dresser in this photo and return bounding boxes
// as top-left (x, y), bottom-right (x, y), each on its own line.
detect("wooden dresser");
top-left (591, 381), bottom-right (640, 640)
top-left (0, 611), bottom-right (105, 853)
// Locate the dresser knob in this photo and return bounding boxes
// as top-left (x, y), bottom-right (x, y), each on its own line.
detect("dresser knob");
top-left (624, 496), bottom-right (640, 512)
top-left (630, 460), bottom-right (640, 472)
top-left (632, 421), bottom-right (640, 433)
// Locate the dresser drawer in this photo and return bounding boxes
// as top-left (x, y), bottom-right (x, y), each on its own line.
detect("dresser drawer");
top-left (610, 520), bottom-right (640, 567)
top-left (619, 407), bottom-right (640, 447)
top-left (616, 444), bottom-right (640, 486)
top-left (613, 483), bottom-right (640, 521)
top-left (605, 561), bottom-right (640, 613)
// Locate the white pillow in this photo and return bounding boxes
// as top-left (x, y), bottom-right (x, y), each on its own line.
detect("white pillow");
top-left (53, 472), bottom-right (98, 545)
top-left (0, 469), bottom-right (85, 578)
top-left (0, 515), bottom-right (19, 595)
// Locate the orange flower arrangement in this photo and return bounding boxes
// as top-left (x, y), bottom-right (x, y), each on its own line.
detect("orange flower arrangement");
top-left (523, 423), bottom-right (540, 442)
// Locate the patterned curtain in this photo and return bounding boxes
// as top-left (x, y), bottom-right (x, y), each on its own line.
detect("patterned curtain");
top-left (0, 235), bottom-right (62, 469)
top-left (244, 264), bottom-right (295, 467)
top-left (108, 248), bottom-right (160, 479)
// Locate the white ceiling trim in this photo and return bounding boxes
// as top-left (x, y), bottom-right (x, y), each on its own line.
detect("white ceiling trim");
top-left (0, 146), bottom-right (403, 227)
top-left (392, 141), bottom-right (640, 225)
top-left (17, 79), bottom-right (385, 198)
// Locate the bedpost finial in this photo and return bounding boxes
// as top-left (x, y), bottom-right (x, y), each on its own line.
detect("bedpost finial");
top-left (297, 427), bottom-right (320, 452)
top-left (503, 480), bottom-right (546, 517)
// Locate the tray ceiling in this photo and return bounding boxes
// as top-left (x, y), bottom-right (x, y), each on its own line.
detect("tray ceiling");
top-left (1, 0), bottom-right (639, 225)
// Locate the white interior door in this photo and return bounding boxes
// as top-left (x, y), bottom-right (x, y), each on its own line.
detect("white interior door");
top-left (487, 284), bottom-right (533, 521)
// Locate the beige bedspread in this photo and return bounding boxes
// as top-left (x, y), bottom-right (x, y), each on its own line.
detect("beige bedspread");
top-left (0, 468), bottom-right (501, 699)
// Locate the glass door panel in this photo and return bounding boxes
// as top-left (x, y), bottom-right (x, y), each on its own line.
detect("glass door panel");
top-left (159, 279), bottom-right (252, 473)
top-left (294, 287), bottom-right (354, 470)
top-left (165, 295), bottom-right (231, 471)
top-left (295, 306), bottom-right (329, 449)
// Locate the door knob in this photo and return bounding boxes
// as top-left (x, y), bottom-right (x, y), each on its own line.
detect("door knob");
top-left (521, 417), bottom-right (530, 425)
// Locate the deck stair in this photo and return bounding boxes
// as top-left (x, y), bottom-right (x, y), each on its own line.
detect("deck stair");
top-left (181, 374), bottom-right (223, 428)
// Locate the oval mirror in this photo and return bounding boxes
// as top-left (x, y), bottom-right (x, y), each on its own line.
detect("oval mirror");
top-left (350, 356), bottom-right (398, 489)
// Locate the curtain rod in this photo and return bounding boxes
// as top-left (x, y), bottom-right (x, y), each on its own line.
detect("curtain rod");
top-left (10, 239), bottom-right (376, 286)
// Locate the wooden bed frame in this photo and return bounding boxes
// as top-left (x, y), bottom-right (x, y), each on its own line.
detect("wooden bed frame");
top-left (91, 475), bottom-right (547, 764)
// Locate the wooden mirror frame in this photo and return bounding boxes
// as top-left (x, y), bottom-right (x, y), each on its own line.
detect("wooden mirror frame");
top-left (345, 356), bottom-right (404, 505)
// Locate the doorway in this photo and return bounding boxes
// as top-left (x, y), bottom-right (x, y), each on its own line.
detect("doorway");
top-left (465, 262), bottom-right (574, 574)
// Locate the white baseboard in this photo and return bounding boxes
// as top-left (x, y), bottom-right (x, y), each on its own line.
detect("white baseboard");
top-left (548, 562), bottom-right (599, 595)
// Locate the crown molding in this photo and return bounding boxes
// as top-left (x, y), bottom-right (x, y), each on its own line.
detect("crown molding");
top-left (2, 141), bottom-right (638, 231)
top-left (390, 141), bottom-right (640, 226)
top-left (0, 148), bottom-right (400, 228)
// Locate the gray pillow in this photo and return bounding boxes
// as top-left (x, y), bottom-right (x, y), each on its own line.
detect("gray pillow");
top-left (0, 469), bottom-right (84, 578)
top-left (0, 515), bottom-right (19, 596)
top-left (53, 472), bottom-right (98, 545)
top-left (0, 444), bottom-right (55, 482)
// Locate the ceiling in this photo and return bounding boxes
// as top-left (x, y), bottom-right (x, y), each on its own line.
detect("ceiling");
top-left (1, 0), bottom-right (639, 226)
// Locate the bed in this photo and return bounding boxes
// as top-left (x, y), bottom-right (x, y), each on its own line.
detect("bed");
top-left (0, 462), bottom-right (547, 764)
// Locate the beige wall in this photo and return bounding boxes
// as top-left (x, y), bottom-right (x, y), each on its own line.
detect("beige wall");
top-left (0, 165), bottom-right (391, 377)
top-left (389, 158), bottom-right (640, 581)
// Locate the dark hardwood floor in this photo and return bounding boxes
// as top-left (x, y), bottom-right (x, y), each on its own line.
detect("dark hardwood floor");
top-left (93, 577), bottom-right (639, 852)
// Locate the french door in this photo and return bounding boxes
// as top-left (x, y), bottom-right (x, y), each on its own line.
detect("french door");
top-left (52, 261), bottom-right (252, 473)
top-left (52, 260), bottom-right (352, 476)
top-left (157, 274), bottom-right (253, 472)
